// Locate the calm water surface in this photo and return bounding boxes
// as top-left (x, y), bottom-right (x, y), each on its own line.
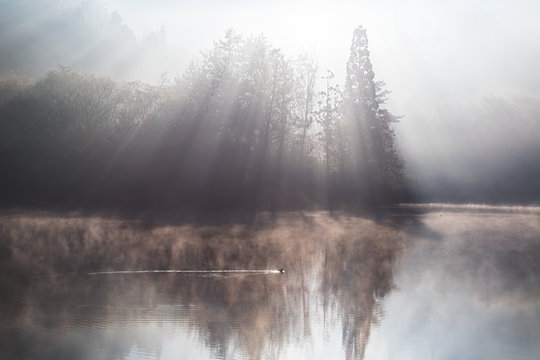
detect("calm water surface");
top-left (1, 205), bottom-right (539, 359)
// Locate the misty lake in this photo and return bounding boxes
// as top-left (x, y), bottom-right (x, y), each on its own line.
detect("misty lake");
top-left (1, 205), bottom-right (539, 360)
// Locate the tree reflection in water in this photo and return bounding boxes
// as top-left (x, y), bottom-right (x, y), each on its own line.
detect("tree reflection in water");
top-left (0, 212), bottom-right (404, 359)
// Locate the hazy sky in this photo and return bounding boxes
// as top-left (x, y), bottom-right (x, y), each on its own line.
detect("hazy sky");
top-left (2, 0), bottom-right (538, 185)
top-left (101, 0), bottom-right (540, 114)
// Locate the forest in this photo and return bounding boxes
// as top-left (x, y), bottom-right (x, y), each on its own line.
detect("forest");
top-left (1, 3), bottom-right (540, 359)
top-left (2, 0), bottom-right (539, 213)
top-left (0, 27), bottom-right (407, 213)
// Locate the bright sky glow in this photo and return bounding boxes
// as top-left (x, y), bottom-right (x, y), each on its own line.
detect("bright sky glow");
top-left (101, 0), bottom-right (540, 115)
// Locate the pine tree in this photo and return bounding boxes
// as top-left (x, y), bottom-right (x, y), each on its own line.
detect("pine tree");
top-left (343, 25), bottom-right (403, 200)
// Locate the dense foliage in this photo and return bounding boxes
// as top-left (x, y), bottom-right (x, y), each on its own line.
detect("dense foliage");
top-left (0, 28), bottom-right (406, 212)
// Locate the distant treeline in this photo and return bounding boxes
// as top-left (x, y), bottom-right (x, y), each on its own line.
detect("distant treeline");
top-left (0, 28), bottom-right (407, 213)
top-left (0, 0), bottom-right (174, 83)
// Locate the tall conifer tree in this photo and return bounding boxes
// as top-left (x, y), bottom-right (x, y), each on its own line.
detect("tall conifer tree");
top-left (343, 25), bottom-right (403, 200)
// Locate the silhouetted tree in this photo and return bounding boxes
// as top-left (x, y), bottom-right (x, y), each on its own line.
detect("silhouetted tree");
top-left (293, 55), bottom-right (318, 161)
top-left (0, 27), bottom-right (411, 212)
top-left (316, 70), bottom-right (342, 206)
top-left (343, 26), bottom-right (404, 204)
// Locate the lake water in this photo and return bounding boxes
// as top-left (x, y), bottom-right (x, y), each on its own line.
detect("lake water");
top-left (1, 205), bottom-right (539, 359)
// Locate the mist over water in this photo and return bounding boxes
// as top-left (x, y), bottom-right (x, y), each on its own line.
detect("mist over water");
top-left (1, 1), bottom-right (540, 359)
top-left (1, 207), bottom-right (539, 359)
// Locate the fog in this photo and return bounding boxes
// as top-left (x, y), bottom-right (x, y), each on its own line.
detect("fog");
top-left (5, 0), bottom-right (540, 102)
top-left (0, 212), bottom-right (404, 359)
top-left (2, 0), bottom-right (539, 206)
top-left (0, 0), bottom-right (184, 82)
top-left (1, 207), bottom-right (539, 359)
top-left (2, 4), bottom-right (540, 358)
